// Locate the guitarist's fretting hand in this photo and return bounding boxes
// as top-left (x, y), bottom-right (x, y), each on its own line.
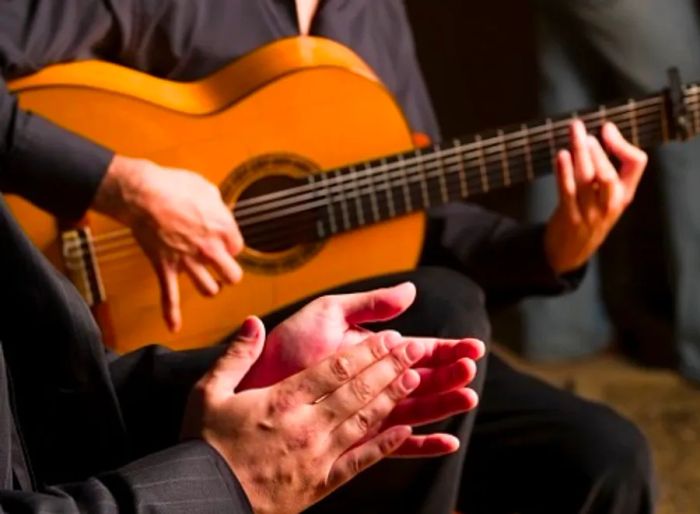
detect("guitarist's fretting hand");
top-left (545, 120), bottom-right (648, 274)
top-left (93, 155), bottom-right (244, 331)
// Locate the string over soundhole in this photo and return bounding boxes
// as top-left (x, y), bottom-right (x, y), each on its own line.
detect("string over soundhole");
top-left (235, 174), bottom-right (321, 252)
top-left (221, 153), bottom-right (325, 275)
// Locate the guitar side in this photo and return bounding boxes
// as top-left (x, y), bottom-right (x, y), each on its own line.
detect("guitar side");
top-left (6, 37), bottom-right (426, 353)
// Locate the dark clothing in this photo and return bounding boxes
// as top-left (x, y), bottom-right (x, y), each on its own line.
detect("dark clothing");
top-left (0, 195), bottom-right (253, 513)
top-left (0, 0), bottom-right (573, 303)
top-left (0, 1), bottom-right (654, 513)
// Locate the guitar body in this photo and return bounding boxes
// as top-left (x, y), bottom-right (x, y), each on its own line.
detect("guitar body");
top-left (7, 37), bottom-right (425, 353)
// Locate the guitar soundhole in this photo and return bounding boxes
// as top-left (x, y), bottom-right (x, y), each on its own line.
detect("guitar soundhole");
top-left (235, 175), bottom-right (321, 253)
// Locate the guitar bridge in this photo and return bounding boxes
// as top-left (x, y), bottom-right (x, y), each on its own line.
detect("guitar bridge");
top-left (61, 227), bottom-right (107, 307)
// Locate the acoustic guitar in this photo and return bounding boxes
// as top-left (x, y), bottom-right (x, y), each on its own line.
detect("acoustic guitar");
top-left (6, 37), bottom-right (697, 353)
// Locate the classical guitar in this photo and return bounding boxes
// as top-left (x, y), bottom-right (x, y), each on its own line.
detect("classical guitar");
top-left (6, 37), bottom-right (698, 353)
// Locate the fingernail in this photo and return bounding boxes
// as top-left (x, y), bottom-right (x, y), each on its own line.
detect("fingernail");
top-left (401, 370), bottom-right (420, 391)
top-left (406, 341), bottom-right (423, 361)
top-left (237, 317), bottom-right (259, 341)
top-left (383, 331), bottom-right (403, 349)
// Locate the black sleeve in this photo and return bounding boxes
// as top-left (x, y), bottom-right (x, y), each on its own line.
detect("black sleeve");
top-left (421, 203), bottom-right (585, 308)
top-left (0, 0), bottom-right (138, 218)
top-left (0, 441), bottom-right (253, 513)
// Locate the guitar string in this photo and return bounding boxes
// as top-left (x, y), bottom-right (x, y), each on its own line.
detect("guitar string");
top-left (93, 121), bottom-right (665, 262)
top-left (81, 95), bottom-right (671, 249)
top-left (78, 89), bottom-right (700, 252)
top-left (236, 123), bottom-right (666, 251)
top-left (79, 115), bottom-right (666, 260)
top-left (80, 107), bottom-right (667, 256)
top-left (81, 103), bottom-right (669, 258)
top-left (81, 119), bottom-right (665, 264)
top-left (234, 107), bottom-right (666, 228)
top-left (234, 97), bottom-right (666, 213)
top-left (70, 92), bottom-right (699, 261)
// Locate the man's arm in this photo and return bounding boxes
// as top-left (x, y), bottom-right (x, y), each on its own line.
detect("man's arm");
top-left (0, 441), bottom-right (253, 513)
top-left (0, 78), bottom-right (113, 219)
top-left (0, 0), bottom-right (243, 331)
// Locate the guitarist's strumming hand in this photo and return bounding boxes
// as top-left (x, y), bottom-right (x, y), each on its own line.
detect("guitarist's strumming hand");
top-left (238, 283), bottom-right (485, 457)
top-left (93, 155), bottom-right (244, 331)
top-left (545, 120), bottom-right (648, 274)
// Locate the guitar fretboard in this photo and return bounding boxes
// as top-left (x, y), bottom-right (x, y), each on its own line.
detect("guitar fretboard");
top-left (235, 83), bottom-right (700, 249)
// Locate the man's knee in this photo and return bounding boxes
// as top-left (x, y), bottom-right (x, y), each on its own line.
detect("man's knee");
top-left (559, 402), bottom-right (656, 510)
top-left (398, 266), bottom-right (491, 342)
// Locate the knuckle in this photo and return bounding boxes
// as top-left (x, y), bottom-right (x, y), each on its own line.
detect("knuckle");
top-left (369, 336), bottom-right (388, 360)
top-left (350, 377), bottom-right (374, 403)
top-left (268, 387), bottom-right (297, 417)
top-left (285, 425), bottom-right (313, 451)
top-left (330, 355), bottom-right (353, 382)
top-left (192, 377), bottom-right (216, 404)
top-left (347, 452), bottom-right (363, 476)
top-left (378, 434), bottom-right (398, 455)
top-left (388, 380), bottom-right (408, 401)
top-left (389, 351), bottom-right (407, 374)
top-left (637, 149), bottom-right (649, 166)
top-left (354, 409), bottom-right (372, 434)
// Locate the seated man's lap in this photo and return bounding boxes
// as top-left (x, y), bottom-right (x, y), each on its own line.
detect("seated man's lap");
top-left (459, 356), bottom-right (655, 514)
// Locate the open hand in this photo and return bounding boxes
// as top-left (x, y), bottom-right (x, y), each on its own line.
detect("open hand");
top-left (238, 283), bottom-right (485, 456)
top-left (545, 120), bottom-right (647, 274)
top-left (182, 318), bottom-right (465, 514)
top-left (93, 155), bottom-right (244, 331)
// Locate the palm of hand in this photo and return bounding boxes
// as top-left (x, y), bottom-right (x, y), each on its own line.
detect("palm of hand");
top-left (239, 300), bottom-right (370, 390)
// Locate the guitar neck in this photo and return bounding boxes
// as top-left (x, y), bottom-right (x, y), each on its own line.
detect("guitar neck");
top-left (235, 77), bottom-right (700, 244)
top-left (316, 90), bottom-right (682, 235)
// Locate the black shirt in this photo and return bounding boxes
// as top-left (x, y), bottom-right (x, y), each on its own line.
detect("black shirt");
top-left (0, 0), bottom-right (574, 306)
top-left (0, 0), bottom-right (439, 219)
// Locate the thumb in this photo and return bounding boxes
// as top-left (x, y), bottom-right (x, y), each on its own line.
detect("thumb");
top-left (207, 316), bottom-right (266, 393)
top-left (338, 282), bottom-right (417, 325)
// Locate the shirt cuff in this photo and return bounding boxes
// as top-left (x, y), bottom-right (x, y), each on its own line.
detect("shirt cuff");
top-left (2, 109), bottom-right (112, 219)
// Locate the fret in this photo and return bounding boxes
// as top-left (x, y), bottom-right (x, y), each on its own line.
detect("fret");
top-left (474, 134), bottom-right (489, 193)
top-left (380, 158), bottom-right (397, 218)
top-left (334, 169), bottom-right (351, 231)
top-left (497, 129), bottom-right (511, 187)
top-left (660, 98), bottom-right (670, 142)
top-left (453, 138), bottom-right (469, 197)
top-left (435, 145), bottom-right (449, 203)
top-left (628, 99), bottom-right (640, 146)
top-left (397, 153), bottom-right (413, 212)
top-left (415, 149), bottom-right (431, 208)
top-left (308, 174), bottom-right (326, 238)
top-left (366, 162), bottom-right (381, 222)
top-left (320, 172), bottom-right (338, 234)
top-left (349, 165), bottom-right (366, 227)
top-left (598, 104), bottom-right (607, 130)
top-left (521, 124), bottom-right (534, 182)
top-left (690, 87), bottom-right (700, 136)
top-left (546, 118), bottom-right (556, 169)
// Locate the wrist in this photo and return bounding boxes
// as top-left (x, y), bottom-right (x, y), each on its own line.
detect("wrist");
top-left (544, 219), bottom-right (569, 276)
top-left (93, 154), bottom-right (149, 224)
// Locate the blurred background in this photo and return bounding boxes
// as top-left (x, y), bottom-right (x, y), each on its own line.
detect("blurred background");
top-left (405, 2), bottom-right (700, 513)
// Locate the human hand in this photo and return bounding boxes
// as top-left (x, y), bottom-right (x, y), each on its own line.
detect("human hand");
top-left (239, 283), bottom-right (485, 456)
top-left (239, 282), bottom-right (418, 389)
top-left (93, 155), bottom-right (243, 331)
top-left (545, 120), bottom-right (648, 274)
top-left (183, 317), bottom-right (457, 514)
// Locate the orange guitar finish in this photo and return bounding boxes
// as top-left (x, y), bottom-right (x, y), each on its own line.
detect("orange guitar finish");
top-left (6, 37), bottom-right (425, 353)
